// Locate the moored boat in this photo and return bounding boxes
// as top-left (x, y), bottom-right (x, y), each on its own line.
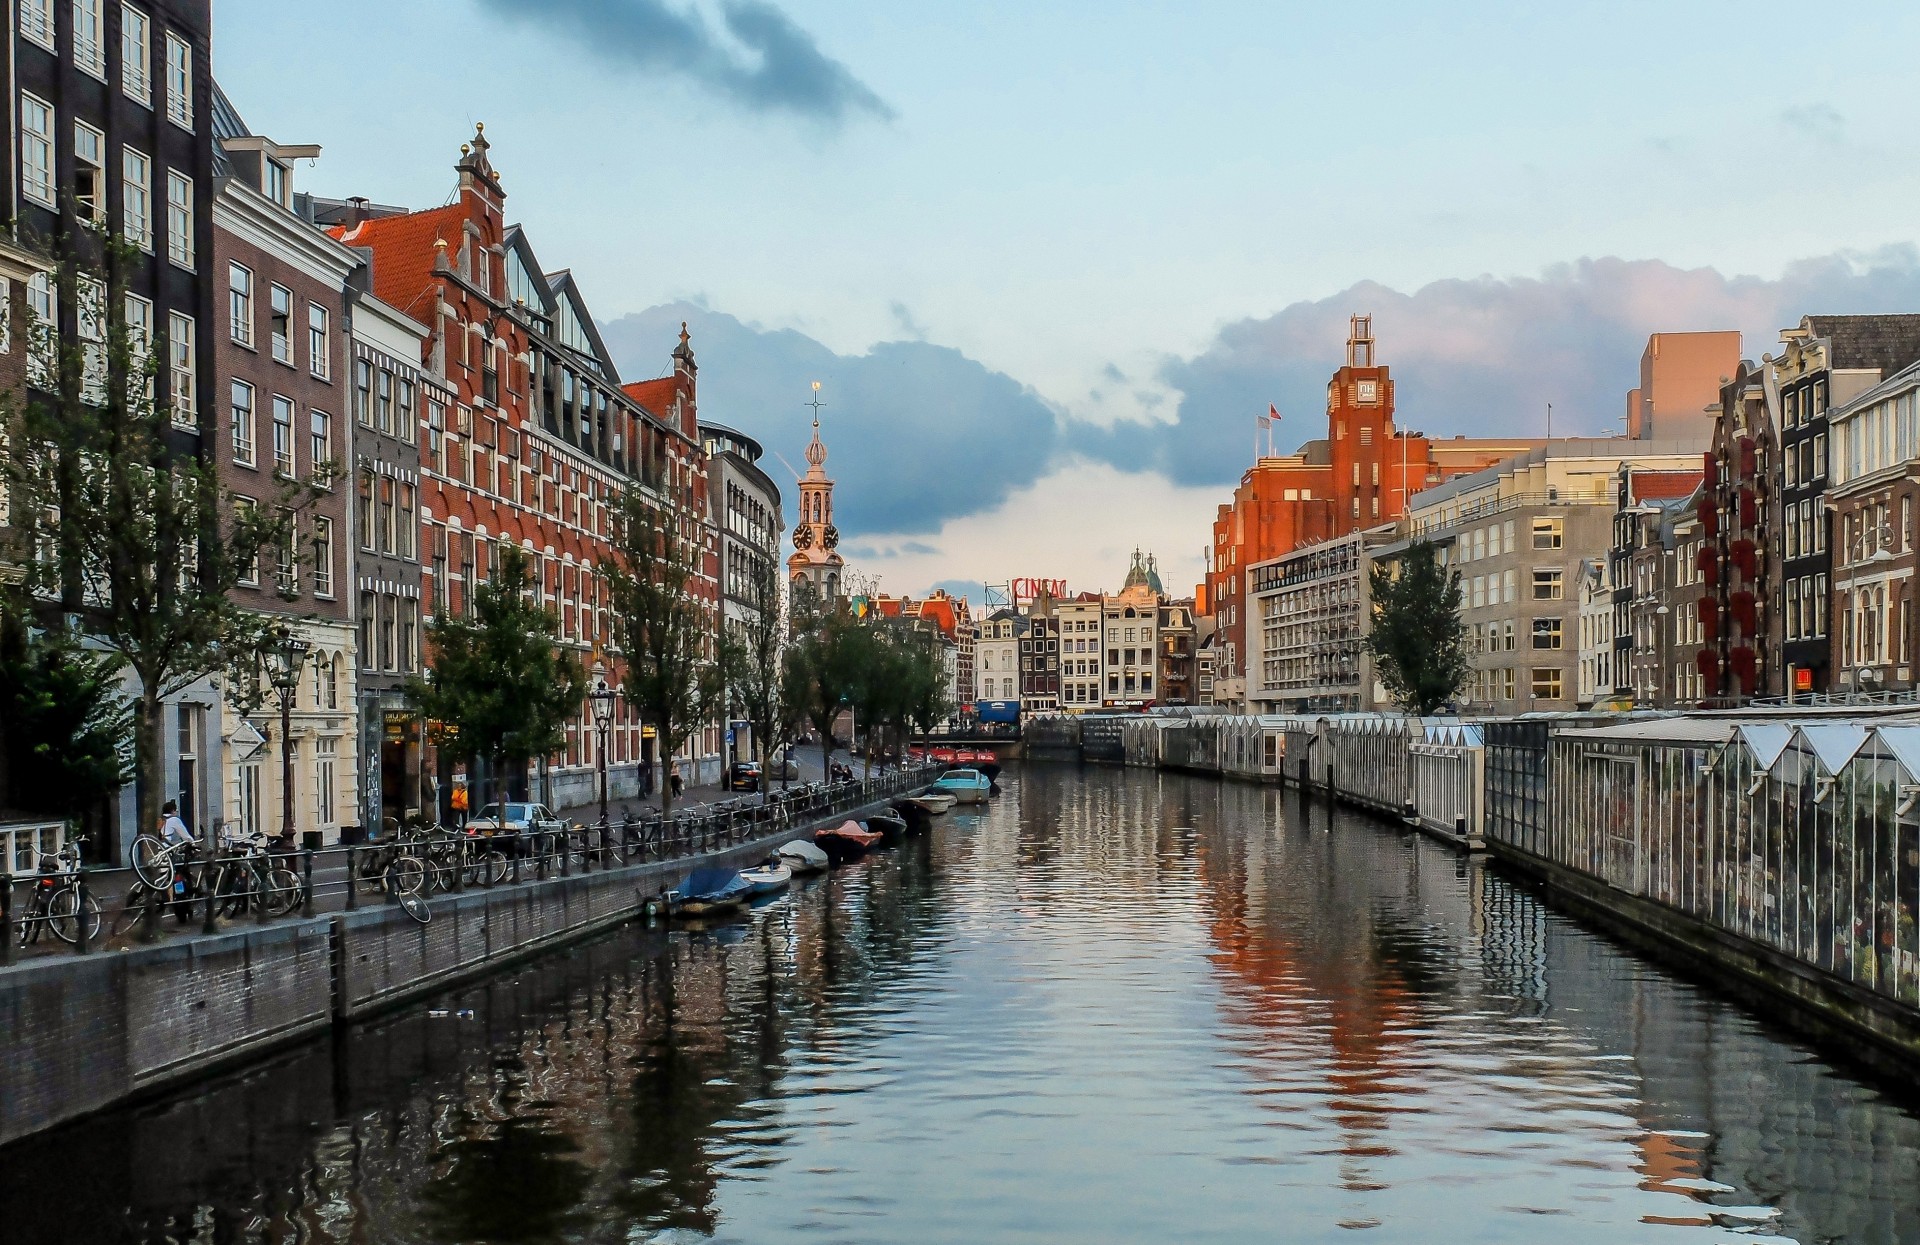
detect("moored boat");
top-left (907, 793), bottom-right (956, 814)
top-left (865, 810), bottom-right (908, 844)
top-left (776, 839), bottom-right (830, 875)
top-left (815, 820), bottom-right (883, 865)
top-left (668, 867), bottom-right (752, 916)
top-left (931, 768), bottom-right (992, 804)
top-left (739, 862), bottom-right (792, 896)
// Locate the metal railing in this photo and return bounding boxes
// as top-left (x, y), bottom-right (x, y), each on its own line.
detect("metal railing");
top-left (0, 763), bottom-right (939, 961)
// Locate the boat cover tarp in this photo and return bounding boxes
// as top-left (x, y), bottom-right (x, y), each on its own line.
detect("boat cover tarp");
top-left (679, 867), bottom-right (745, 898)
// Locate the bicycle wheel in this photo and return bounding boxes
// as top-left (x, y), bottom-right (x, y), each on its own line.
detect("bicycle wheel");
top-left (427, 844), bottom-right (458, 892)
top-left (387, 856), bottom-right (427, 896)
top-left (48, 886), bottom-right (102, 944)
top-left (479, 850), bottom-right (508, 887)
top-left (131, 836), bottom-right (175, 891)
top-left (263, 866), bottom-right (301, 917)
top-left (399, 890), bottom-right (431, 924)
top-left (111, 883), bottom-right (153, 936)
top-left (215, 864), bottom-right (254, 918)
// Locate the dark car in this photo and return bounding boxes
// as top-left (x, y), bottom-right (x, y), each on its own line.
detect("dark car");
top-left (726, 761), bottom-right (762, 792)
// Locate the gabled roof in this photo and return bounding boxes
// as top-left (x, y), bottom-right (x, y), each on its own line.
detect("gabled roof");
top-left (622, 377), bottom-right (678, 420)
top-left (1804, 315), bottom-right (1920, 375)
top-left (1790, 723), bottom-right (1871, 774)
top-left (1627, 469), bottom-right (1703, 503)
top-left (329, 203), bottom-right (469, 320)
top-left (543, 267), bottom-right (621, 380)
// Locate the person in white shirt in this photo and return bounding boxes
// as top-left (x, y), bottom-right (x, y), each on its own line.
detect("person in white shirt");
top-left (159, 800), bottom-right (195, 847)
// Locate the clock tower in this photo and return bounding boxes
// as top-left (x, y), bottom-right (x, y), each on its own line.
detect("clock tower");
top-left (788, 385), bottom-right (845, 602)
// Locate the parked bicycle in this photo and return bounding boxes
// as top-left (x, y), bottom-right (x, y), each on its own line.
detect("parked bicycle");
top-left (16, 836), bottom-right (101, 947)
top-left (203, 832), bottom-right (300, 919)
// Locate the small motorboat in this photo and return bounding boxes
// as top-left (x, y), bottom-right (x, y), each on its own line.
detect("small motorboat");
top-left (668, 867), bottom-right (752, 917)
top-left (891, 799), bottom-right (933, 833)
top-left (906, 793), bottom-right (955, 815)
top-left (815, 820), bottom-right (883, 865)
top-left (865, 810), bottom-right (908, 844)
top-left (931, 768), bottom-right (992, 804)
top-left (776, 839), bottom-right (830, 875)
top-left (739, 862), bottom-right (792, 896)
top-left (975, 761), bottom-right (1003, 783)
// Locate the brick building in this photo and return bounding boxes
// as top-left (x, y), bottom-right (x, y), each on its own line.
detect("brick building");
top-left (330, 127), bottom-right (720, 812)
top-left (1694, 361), bottom-right (1778, 704)
top-left (211, 98), bottom-right (359, 841)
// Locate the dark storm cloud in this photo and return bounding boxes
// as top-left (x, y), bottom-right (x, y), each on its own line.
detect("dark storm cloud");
top-left (475, 0), bottom-right (893, 125)
top-left (601, 304), bottom-right (1062, 538)
top-left (1075, 249), bottom-right (1920, 489)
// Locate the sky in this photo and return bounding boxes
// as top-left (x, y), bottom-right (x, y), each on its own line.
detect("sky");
top-left (215, 0), bottom-right (1920, 601)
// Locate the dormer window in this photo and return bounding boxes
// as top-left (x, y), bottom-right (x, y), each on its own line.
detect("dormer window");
top-left (264, 159), bottom-right (289, 208)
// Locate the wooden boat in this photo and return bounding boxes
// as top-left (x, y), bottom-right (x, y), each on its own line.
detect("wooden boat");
top-left (667, 867), bottom-right (752, 917)
top-left (815, 820), bottom-right (883, 865)
top-left (776, 839), bottom-right (830, 875)
top-left (865, 810), bottom-right (908, 844)
top-left (931, 768), bottom-right (992, 804)
top-left (739, 862), bottom-right (792, 896)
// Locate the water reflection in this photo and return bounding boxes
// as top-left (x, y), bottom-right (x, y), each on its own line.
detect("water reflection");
top-left (3, 767), bottom-right (1919, 1243)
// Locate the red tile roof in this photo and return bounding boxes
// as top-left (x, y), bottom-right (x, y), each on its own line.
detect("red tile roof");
top-left (1629, 470), bottom-right (1705, 502)
top-left (328, 203), bottom-right (469, 320)
top-left (621, 378), bottom-right (677, 418)
top-left (917, 598), bottom-right (958, 637)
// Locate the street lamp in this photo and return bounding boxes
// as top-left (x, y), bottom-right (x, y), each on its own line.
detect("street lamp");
top-left (266, 625), bottom-right (311, 845)
top-left (590, 660), bottom-right (616, 827)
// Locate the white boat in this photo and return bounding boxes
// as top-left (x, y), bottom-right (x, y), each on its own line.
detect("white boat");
top-left (906, 793), bottom-right (956, 814)
top-left (739, 862), bottom-right (792, 896)
top-left (775, 840), bottom-right (829, 875)
top-left (931, 768), bottom-right (992, 804)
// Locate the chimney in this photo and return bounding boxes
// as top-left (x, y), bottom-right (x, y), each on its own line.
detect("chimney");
top-left (345, 196), bottom-right (370, 229)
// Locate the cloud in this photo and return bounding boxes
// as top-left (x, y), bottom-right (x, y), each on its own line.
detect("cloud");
top-left (475, 0), bottom-right (892, 125)
top-left (1076, 248), bottom-right (1920, 489)
top-left (600, 303), bottom-right (1063, 538)
top-left (1780, 103), bottom-right (1845, 138)
top-left (889, 301), bottom-right (929, 341)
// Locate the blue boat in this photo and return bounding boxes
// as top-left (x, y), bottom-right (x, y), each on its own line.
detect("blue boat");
top-left (668, 867), bottom-right (753, 916)
top-left (930, 768), bottom-right (992, 804)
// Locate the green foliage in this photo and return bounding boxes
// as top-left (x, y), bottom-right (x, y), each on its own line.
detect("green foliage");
top-left (730, 547), bottom-right (798, 800)
top-left (601, 492), bottom-right (731, 816)
top-left (783, 585), bottom-right (870, 775)
top-left (0, 613), bottom-right (132, 819)
top-left (407, 544), bottom-right (586, 807)
top-left (1, 234), bottom-right (326, 839)
top-left (1363, 539), bottom-right (1469, 716)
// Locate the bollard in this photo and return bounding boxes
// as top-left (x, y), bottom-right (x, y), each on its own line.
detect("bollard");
top-left (202, 864), bottom-right (219, 934)
top-left (301, 849), bottom-right (316, 917)
top-left (560, 828), bottom-right (571, 877)
top-left (345, 845), bottom-right (359, 911)
top-left (537, 832), bottom-right (549, 881)
top-left (140, 875), bottom-right (163, 943)
top-left (255, 851), bottom-right (271, 926)
top-left (511, 833), bottom-right (523, 885)
top-left (74, 869), bottom-right (92, 955)
top-left (0, 875), bottom-right (13, 966)
top-left (452, 837), bottom-right (466, 893)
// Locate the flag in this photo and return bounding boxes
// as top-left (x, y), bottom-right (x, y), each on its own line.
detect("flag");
top-left (1268, 403), bottom-right (1281, 423)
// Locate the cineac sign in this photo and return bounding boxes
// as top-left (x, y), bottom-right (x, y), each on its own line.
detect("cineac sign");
top-left (1011, 577), bottom-right (1068, 604)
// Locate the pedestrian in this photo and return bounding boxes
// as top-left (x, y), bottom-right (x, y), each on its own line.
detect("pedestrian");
top-left (669, 763), bottom-right (684, 800)
top-left (159, 800), bottom-right (198, 921)
top-left (450, 782), bottom-right (469, 832)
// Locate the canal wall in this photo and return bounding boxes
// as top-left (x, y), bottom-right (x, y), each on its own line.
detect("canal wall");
top-left (0, 789), bottom-right (919, 1147)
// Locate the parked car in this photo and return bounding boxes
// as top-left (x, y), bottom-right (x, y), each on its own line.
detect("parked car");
top-left (467, 802), bottom-right (565, 840)
top-left (726, 761), bottom-right (762, 792)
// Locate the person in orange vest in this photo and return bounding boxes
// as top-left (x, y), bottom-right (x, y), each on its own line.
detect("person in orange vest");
top-left (450, 782), bottom-right (469, 831)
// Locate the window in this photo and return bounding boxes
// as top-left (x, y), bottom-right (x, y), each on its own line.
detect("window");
top-left (229, 264), bottom-right (254, 345)
top-left (20, 94), bottom-right (54, 207)
top-left (358, 472), bottom-right (374, 549)
top-left (1531, 618), bottom-right (1563, 650)
top-left (426, 398), bottom-right (445, 471)
top-left (397, 377), bottom-right (415, 438)
top-left (271, 395), bottom-right (294, 475)
top-left (166, 170), bottom-right (193, 267)
top-left (315, 738), bottom-right (336, 827)
top-left (310, 409), bottom-right (331, 479)
top-left (122, 5), bottom-right (151, 101)
top-left (277, 511), bottom-right (297, 594)
top-left (76, 277), bottom-right (106, 403)
top-left (1532, 517), bottom-right (1562, 549)
top-left (1532, 567), bottom-right (1563, 600)
top-left (398, 482), bottom-right (415, 558)
top-left (1529, 668), bottom-right (1563, 700)
top-left (20, 0), bottom-right (53, 48)
top-left (165, 32), bottom-right (192, 129)
top-left (124, 293), bottom-right (153, 395)
top-left (264, 159), bottom-right (289, 209)
top-left (375, 368), bottom-right (392, 434)
top-left (354, 358), bottom-right (373, 425)
top-left (312, 517), bottom-right (333, 597)
top-left (167, 312), bottom-right (196, 427)
top-left (308, 304), bottom-right (329, 378)
top-left (378, 477), bottom-right (394, 554)
top-left (74, 0), bottom-right (106, 75)
top-left (233, 497), bottom-right (259, 584)
top-left (73, 121), bottom-right (105, 221)
top-left (268, 283), bottom-right (291, 362)
top-left (122, 147), bottom-right (152, 248)
top-left (359, 592), bottom-right (375, 669)
top-left (26, 274), bottom-right (54, 387)
top-left (230, 380), bottom-right (255, 465)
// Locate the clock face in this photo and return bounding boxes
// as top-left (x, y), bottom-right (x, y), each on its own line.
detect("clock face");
top-left (793, 526), bottom-right (813, 551)
top-left (822, 524), bottom-right (840, 550)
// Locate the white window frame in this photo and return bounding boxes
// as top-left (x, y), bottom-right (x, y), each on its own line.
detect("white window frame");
top-left (228, 262), bottom-right (254, 346)
top-left (233, 496), bottom-right (259, 584)
top-left (309, 409), bottom-right (332, 481)
top-left (271, 393), bottom-right (295, 476)
top-left (20, 0), bottom-right (54, 50)
top-left (124, 292), bottom-right (153, 398)
top-left (27, 273), bottom-right (56, 387)
top-left (312, 517), bottom-right (334, 598)
top-left (268, 282), bottom-right (292, 363)
top-left (20, 93), bottom-right (55, 208)
top-left (164, 31), bottom-right (192, 130)
top-left (167, 311), bottom-right (196, 428)
top-left (121, 4), bottom-right (151, 103)
top-left (76, 276), bottom-right (107, 404)
top-left (122, 146), bottom-right (152, 249)
top-left (73, 119), bottom-right (106, 222)
top-left (165, 169), bottom-right (193, 268)
top-left (0, 276), bottom-right (11, 354)
top-left (73, 0), bottom-right (106, 78)
top-left (230, 379), bottom-right (256, 466)
top-left (307, 303), bottom-right (329, 379)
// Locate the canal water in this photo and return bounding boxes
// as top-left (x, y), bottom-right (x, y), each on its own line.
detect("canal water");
top-left (6, 766), bottom-right (1920, 1244)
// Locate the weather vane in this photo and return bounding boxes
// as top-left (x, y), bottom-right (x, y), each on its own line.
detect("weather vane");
top-left (807, 380), bottom-right (825, 430)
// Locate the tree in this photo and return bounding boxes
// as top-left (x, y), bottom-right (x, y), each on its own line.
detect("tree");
top-left (731, 546), bottom-right (795, 802)
top-left (601, 491), bottom-right (731, 818)
top-left (0, 610), bottom-right (132, 821)
top-left (408, 544), bottom-right (585, 813)
top-left (784, 584), bottom-right (868, 780)
top-left (1363, 539), bottom-right (1469, 716)
top-left (1, 237), bottom-right (321, 848)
